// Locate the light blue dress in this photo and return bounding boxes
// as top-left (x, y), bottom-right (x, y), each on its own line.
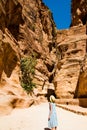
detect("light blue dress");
top-left (48, 102), bottom-right (58, 129)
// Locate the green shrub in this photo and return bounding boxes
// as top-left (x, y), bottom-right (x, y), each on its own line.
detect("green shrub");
top-left (20, 54), bottom-right (37, 94)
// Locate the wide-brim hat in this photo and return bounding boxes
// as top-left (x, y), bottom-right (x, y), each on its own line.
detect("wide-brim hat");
top-left (50, 95), bottom-right (55, 102)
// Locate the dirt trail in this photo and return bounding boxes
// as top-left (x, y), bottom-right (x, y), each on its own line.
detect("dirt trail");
top-left (0, 103), bottom-right (87, 130)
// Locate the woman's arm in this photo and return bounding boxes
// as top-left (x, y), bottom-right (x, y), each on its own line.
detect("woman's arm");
top-left (48, 103), bottom-right (52, 120)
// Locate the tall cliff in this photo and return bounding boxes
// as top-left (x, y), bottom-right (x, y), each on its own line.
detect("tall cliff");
top-left (0, 0), bottom-right (87, 115)
top-left (0, 0), bottom-right (57, 115)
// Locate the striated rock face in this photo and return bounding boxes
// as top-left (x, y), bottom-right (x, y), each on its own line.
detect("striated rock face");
top-left (71, 0), bottom-right (87, 26)
top-left (0, 28), bottom-right (32, 115)
top-left (54, 25), bottom-right (87, 98)
top-left (0, 0), bottom-right (57, 115)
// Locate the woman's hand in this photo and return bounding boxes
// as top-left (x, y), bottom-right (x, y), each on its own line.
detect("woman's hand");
top-left (48, 116), bottom-right (50, 121)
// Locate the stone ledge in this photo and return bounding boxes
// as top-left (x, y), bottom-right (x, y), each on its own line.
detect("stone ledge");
top-left (55, 98), bottom-right (87, 107)
top-left (56, 103), bottom-right (87, 116)
top-left (55, 99), bottom-right (79, 105)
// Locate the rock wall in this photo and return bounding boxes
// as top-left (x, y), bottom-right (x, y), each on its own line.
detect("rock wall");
top-left (71, 0), bottom-right (87, 26)
top-left (0, 0), bottom-right (57, 115)
top-left (54, 25), bottom-right (87, 98)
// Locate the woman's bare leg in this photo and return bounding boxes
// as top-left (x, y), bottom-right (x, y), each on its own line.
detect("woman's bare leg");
top-left (55, 127), bottom-right (57, 130)
top-left (51, 128), bottom-right (55, 130)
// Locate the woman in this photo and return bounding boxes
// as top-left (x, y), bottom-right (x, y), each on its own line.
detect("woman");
top-left (48, 95), bottom-right (58, 130)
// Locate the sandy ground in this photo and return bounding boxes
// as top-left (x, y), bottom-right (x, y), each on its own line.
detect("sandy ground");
top-left (0, 103), bottom-right (87, 130)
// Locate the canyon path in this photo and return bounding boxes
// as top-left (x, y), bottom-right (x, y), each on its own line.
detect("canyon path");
top-left (0, 103), bottom-right (87, 130)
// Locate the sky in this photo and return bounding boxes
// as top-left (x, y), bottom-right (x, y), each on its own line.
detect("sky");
top-left (42, 0), bottom-right (71, 30)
